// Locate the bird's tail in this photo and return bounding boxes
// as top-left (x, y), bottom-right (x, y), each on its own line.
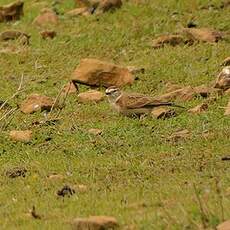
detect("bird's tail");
top-left (153, 102), bottom-right (185, 109)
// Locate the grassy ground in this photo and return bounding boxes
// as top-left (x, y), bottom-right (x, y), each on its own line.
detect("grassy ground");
top-left (0, 0), bottom-right (230, 229)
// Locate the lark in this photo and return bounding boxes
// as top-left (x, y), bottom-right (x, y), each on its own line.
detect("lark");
top-left (105, 86), bottom-right (183, 117)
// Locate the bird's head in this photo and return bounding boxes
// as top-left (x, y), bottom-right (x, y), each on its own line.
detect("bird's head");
top-left (105, 86), bottom-right (122, 101)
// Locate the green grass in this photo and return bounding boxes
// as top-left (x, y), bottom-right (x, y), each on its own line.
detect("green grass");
top-left (0, 0), bottom-right (230, 229)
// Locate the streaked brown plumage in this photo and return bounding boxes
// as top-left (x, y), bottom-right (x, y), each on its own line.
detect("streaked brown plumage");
top-left (105, 86), bottom-right (183, 117)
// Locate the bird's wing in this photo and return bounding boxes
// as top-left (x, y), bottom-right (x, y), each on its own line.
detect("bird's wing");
top-left (118, 93), bottom-right (172, 109)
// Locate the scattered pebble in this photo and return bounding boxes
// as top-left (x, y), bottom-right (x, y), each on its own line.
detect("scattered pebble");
top-left (88, 128), bottom-right (103, 135)
top-left (217, 220), bottom-right (230, 230)
top-left (9, 130), bottom-right (33, 142)
top-left (78, 90), bottom-right (104, 103)
top-left (72, 216), bottom-right (119, 230)
top-left (188, 103), bottom-right (208, 114)
top-left (33, 8), bottom-right (58, 27)
top-left (40, 30), bottom-right (57, 39)
top-left (20, 94), bottom-right (55, 114)
top-left (151, 107), bottom-right (176, 119)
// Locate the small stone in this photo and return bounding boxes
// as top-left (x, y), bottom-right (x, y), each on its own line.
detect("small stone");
top-left (188, 103), bottom-right (208, 114)
top-left (167, 129), bottom-right (190, 142)
top-left (0, 30), bottom-right (30, 45)
top-left (215, 67), bottom-right (230, 90)
top-left (74, 184), bottom-right (88, 193)
top-left (155, 86), bottom-right (195, 102)
top-left (151, 107), bottom-right (176, 119)
top-left (194, 85), bottom-right (213, 98)
top-left (0, 0), bottom-right (24, 22)
top-left (88, 128), bottom-right (102, 135)
top-left (221, 57), bottom-right (230, 66)
top-left (9, 130), bottom-right (32, 142)
top-left (224, 99), bottom-right (230, 116)
top-left (40, 30), bottom-right (56, 39)
top-left (72, 216), bottom-right (118, 230)
top-left (165, 82), bottom-right (182, 93)
top-left (217, 220), bottom-right (230, 230)
top-left (95, 0), bottom-right (122, 14)
top-left (75, 0), bottom-right (89, 7)
top-left (78, 90), bottom-right (104, 103)
top-left (220, 0), bottom-right (230, 8)
top-left (33, 8), bottom-right (58, 27)
top-left (224, 88), bottom-right (230, 95)
top-left (20, 94), bottom-right (55, 114)
top-left (182, 27), bottom-right (223, 43)
top-left (62, 81), bottom-right (78, 94)
top-left (127, 66), bottom-right (145, 75)
top-left (71, 58), bottom-right (134, 87)
top-left (66, 7), bottom-right (91, 17)
top-left (152, 34), bottom-right (185, 48)
top-left (47, 173), bottom-right (64, 180)
top-left (201, 131), bottom-right (215, 140)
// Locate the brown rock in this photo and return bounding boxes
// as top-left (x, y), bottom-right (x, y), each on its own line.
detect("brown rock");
top-left (202, 130), bottom-right (215, 140)
top-left (40, 30), bottom-right (57, 39)
top-left (66, 7), bottom-right (91, 17)
top-left (0, 0), bottom-right (24, 22)
top-left (182, 28), bottom-right (222, 43)
top-left (74, 0), bottom-right (122, 14)
top-left (47, 173), bottom-right (64, 180)
top-left (217, 220), bottom-right (230, 230)
top-left (96, 0), bottom-right (122, 14)
top-left (194, 85), bottom-right (223, 98)
top-left (0, 30), bottom-right (30, 45)
top-left (188, 103), bottom-right (208, 114)
top-left (221, 57), bottom-right (230, 67)
top-left (152, 34), bottom-right (185, 48)
top-left (73, 184), bottom-right (88, 193)
top-left (33, 9), bottom-right (58, 27)
top-left (194, 85), bottom-right (211, 98)
top-left (167, 129), bottom-right (190, 142)
top-left (224, 88), bottom-right (230, 95)
top-left (75, 0), bottom-right (90, 7)
top-left (63, 82), bottom-right (78, 94)
top-left (224, 99), bottom-right (230, 116)
top-left (9, 130), bottom-right (32, 142)
top-left (165, 82), bottom-right (182, 93)
top-left (20, 94), bottom-right (55, 114)
top-left (88, 128), bottom-right (102, 135)
top-left (127, 66), bottom-right (145, 75)
top-left (155, 86), bottom-right (195, 102)
top-left (78, 90), bottom-right (104, 103)
top-left (71, 59), bottom-right (134, 87)
top-left (72, 216), bottom-right (118, 230)
top-left (221, 0), bottom-right (230, 8)
top-left (215, 67), bottom-right (230, 90)
top-left (151, 107), bottom-right (176, 119)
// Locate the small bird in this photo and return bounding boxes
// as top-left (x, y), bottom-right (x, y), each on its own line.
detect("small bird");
top-left (105, 86), bottom-right (183, 117)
